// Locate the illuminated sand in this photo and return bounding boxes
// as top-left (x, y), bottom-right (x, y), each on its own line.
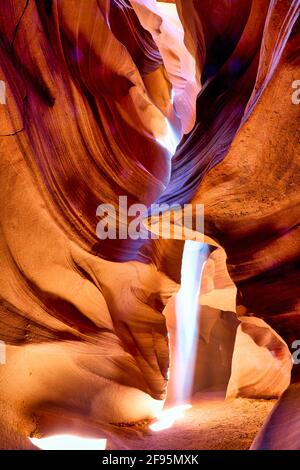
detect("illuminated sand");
top-left (109, 393), bottom-right (276, 450)
top-left (0, 393), bottom-right (275, 450)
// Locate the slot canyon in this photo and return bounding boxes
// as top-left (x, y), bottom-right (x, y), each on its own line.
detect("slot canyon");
top-left (0, 0), bottom-right (299, 451)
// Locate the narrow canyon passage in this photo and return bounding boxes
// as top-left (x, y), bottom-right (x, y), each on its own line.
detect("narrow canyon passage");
top-left (0, 0), bottom-right (299, 451)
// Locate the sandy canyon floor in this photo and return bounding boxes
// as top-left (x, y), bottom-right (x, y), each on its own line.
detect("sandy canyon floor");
top-left (0, 392), bottom-right (276, 450)
top-left (109, 392), bottom-right (276, 450)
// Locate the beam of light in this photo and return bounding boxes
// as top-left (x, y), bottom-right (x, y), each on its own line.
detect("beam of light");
top-left (156, 117), bottom-right (179, 156)
top-left (171, 88), bottom-right (175, 104)
top-left (174, 241), bottom-right (209, 403)
top-left (29, 435), bottom-right (107, 450)
top-left (149, 404), bottom-right (192, 432)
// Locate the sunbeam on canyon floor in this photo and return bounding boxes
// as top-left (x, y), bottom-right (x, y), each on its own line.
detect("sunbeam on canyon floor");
top-left (29, 435), bottom-right (107, 451)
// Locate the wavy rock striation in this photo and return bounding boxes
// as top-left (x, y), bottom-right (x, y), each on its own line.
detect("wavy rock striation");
top-left (0, 0), bottom-right (299, 447)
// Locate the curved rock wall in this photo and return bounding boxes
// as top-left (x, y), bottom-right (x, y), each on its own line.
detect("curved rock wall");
top-left (0, 0), bottom-right (299, 447)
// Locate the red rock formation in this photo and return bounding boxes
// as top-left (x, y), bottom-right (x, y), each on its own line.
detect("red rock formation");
top-left (169, 0), bottom-right (300, 448)
top-left (194, 13), bottom-right (300, 376)
top-left (0, 0), bottom-right (181, 438)
top-left (227, 317), bottom-right (292, 400)
top-left (0, 0), bottom-right (299, 449)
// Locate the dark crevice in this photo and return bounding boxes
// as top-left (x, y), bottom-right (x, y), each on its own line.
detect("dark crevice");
top-left (10, 0), bottom-right (30, 54)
